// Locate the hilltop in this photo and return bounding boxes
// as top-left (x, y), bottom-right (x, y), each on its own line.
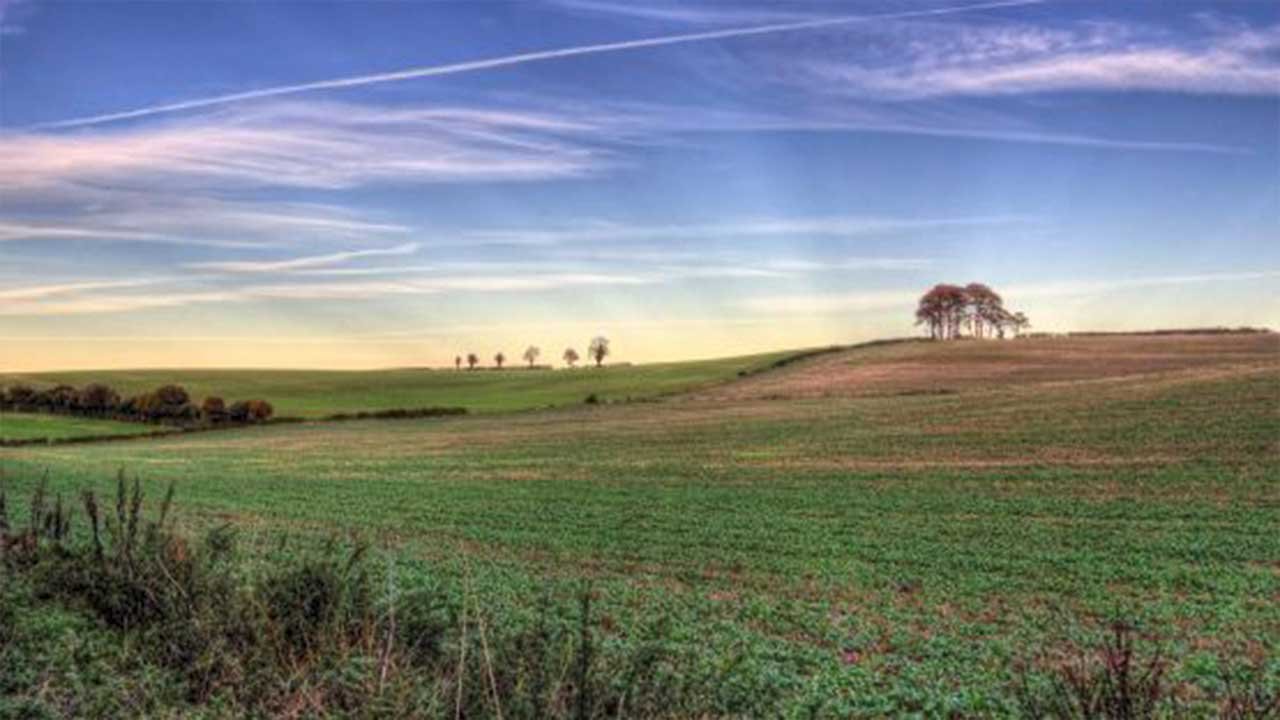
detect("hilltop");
top-left (1, 330), bottom-right (1277, 715)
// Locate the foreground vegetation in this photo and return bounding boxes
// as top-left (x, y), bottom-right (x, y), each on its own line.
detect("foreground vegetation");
top-left (1, 349), bottom-right (799, 419)
top-left (1, 334), bottom-right (1277, 715)
top-left (3, 477), bottom-right (1274, 718)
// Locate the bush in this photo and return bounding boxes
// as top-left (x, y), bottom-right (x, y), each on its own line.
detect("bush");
top-left (129, 385), bottom-right (196, 423)
top-left (10, 384), bottom-right (39, 408)
top-left (228, 399), bottom-right (273, 423)
top-left (76, 383), bottom-right (121, 416)
top-left (200, 396), bottom-right (228, 423)
top-left (324, 407), bottom-right (467, 421)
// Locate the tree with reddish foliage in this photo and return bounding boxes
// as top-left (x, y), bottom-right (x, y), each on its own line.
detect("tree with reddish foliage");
top-left (964, 283), bottom-right (1003, 339)
top-left (466, 353), bottom-right (479, 370)
top-left (916, 283), bottom-right (1027, 341)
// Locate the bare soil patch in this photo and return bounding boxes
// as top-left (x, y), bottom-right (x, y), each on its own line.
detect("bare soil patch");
top-left (694, 333), bottom-right (1279, 402)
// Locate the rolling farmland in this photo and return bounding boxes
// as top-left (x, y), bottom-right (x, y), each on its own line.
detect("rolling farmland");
top-left (0, 349), bottom-right (799, 419)
top-left (2, 333), bottom-right (1277, 715)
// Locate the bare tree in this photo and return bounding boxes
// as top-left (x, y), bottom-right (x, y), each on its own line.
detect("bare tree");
top-left (494, 351), bottom-right (506, 369)
top-left (588, 336), bottom-right (610, 368)
top-left (466, 353), bottom-right (479, 370)
top-left (523, 345), bottom-right (541, 368)
top-left (563, 347), bottom-right (580, 368)
top-left (455, 355), bottom-right (462, 370)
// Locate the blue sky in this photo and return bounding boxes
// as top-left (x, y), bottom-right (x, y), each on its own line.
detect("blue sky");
top-left (0, 0), bottom-right (1276, 369)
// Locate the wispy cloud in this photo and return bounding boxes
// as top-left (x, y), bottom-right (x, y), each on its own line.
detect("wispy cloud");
top-left (0, 102), bottom-right (607, 192)
top-left (739, 289), bottom-right (919, 315)
top-left (188, 242), bottom-right (420, 274)
top-left (0, 248), bottom-right (929, 316)
top-left (0, 279), bottom-right (157, 301)
top-left (34, 0), bottom-right (1039, 130)
top-left (454, 214), bottom-right (1035, 246)
top-left (550, 0), bottom-right (818, 26)
top-left (740, 270), bottom-right (1280, 315)
top-left (1004, 270), bottom-right (1280, 298)
top-left (0, 0), bottom-right (28, 35)
top-left (780, 17), bottom-right (1280, 98)
top-left (0, 196), bottom-right (411, 247)
top-left (0, 222), bottom-right (165, 243)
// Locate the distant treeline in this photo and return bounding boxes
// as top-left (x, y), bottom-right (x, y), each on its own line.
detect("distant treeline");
top-left (0, 382), bottom-right (273, 426)
top-left (324, 407), bottom-right (467, 421)
top-left (1059, 327), bottom-right (1274, 337)
top-left (1022, 327), bottom-right (1274, 339)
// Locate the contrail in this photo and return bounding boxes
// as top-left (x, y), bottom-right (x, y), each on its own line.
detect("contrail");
top-left (37, 0), bottom-right (1039, 130)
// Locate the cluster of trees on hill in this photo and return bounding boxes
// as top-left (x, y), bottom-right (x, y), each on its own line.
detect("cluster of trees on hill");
top-left (0, 382), bottom-right (273, 426)
top-left (455, 336), bottom-right (611, 370)
top-left (915, 283), bottom-right (1029, 340)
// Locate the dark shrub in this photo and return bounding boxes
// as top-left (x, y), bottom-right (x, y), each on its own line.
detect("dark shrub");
top-left (47, 385), bottom-right (79, 412)
top-left (228, 399), bottom-right (273, 423)
top-left (201, 396), bottom-right (228, 423)
top-left (133, 385), bottom-right (195, 423)
top-left (5, 384), bottom-right (37, 410)
top-left (119, 395), bottom-right (141, 418)
top-left (153, 384), bottom-right (190, 407)
top-left (77, 383), bottom-right (121, 416)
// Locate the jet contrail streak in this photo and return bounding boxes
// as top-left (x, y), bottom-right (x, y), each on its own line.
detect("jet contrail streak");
top-left (37, 0), bottom-right (1039, 130)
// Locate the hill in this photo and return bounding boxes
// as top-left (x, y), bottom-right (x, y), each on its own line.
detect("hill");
top-left (1, 332), bottom-right (1276, 714)
top-left (1, 349), bottom-right (798, 419)
top-left (695, 331), bottom-right (1278, 401)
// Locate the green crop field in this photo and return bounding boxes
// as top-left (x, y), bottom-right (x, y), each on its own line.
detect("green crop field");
top-left (1, 333), bottom-right (1277, 716)
top-left (1, 349), bottom-right (800, 418)
top-left (0, 412), bottom-right (169, 442)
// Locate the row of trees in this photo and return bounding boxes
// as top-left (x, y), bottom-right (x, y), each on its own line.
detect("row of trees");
top-left (455, 336), bottom-right (611, 370)
top-left (915, 283), bottom-right (1029, 340)
top-left (0, 382), bottom-right (273, 425)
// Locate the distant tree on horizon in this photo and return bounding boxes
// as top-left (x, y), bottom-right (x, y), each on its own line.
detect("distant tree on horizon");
top-left (563, 347), bottom-right (580, 368)
top-left (916, 283), bottom-right (1026, 341)
top-left (455, 355), bottom-right (462, 370)
top-left (494, 351), bottom-right (506, 369)
top-left (588, 336), bottom-right (610, 368)
top-left (466, 353), bottom-right (479, 370)
top-left (523, 345), bottom-right (541, 368)
top-left (1011, 311), bottom-right (1031, 336)
top-left (963, 282), bottom-right (1003, 339)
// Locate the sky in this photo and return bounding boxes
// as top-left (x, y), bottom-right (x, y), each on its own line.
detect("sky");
top-left (0, 0), bottom-right (1276, 370)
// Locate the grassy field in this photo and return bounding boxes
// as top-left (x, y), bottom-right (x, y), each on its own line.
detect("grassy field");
top-left (1, 349), bottom-right (799, 418)
top-left (0, 412), bottom-right (170, 442)
top-left (1, 333), bottom-right (1277, 715)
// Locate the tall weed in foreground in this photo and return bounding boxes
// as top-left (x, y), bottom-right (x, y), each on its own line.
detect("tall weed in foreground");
top-left (0, 477), bottom-right (717, 718)
top-left (1013, 620), bottom-right (1279, 719)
